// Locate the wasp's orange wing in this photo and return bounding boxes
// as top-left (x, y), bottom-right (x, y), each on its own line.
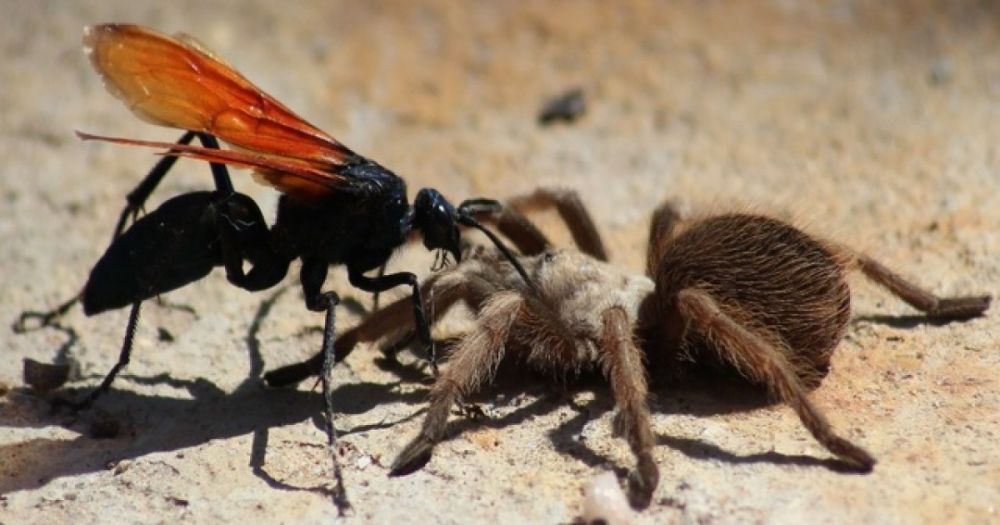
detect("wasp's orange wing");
top-left (78, 132), bottom-right (341, 202)
top-left (83, 23), bottom-right (354, 197)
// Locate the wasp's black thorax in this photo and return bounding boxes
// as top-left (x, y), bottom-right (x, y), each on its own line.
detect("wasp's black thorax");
top-left (272, 158), bottom-right (410, 273)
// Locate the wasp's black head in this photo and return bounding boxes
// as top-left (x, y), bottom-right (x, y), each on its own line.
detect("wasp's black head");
top-left (413, 188), bottom-right (461, 263)
top-left (413, 189), bottom-right (536, 290)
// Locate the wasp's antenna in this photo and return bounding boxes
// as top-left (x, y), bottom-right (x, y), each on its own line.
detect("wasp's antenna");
top-left (457, 214), bottom-right (535, 291)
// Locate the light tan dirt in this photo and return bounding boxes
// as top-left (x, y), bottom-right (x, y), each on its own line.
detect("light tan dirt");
top-left (2, 1), bottom-right (997, 523)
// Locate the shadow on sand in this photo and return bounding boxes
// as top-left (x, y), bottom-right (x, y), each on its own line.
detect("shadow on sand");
top-left (8, 296), bottom-right (965, 496)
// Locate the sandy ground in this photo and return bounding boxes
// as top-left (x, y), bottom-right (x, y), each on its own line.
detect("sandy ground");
top-left (2, 1), bottom-right (998, 523)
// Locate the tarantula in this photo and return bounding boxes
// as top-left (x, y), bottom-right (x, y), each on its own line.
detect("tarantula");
top-left (266, 188), bottom-right (991, 508)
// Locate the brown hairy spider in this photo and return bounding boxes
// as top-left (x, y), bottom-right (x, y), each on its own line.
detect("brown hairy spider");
top-left (637, 204), bottom-right (989, 480)
top-left (265, 188), bottom-right (991, 508)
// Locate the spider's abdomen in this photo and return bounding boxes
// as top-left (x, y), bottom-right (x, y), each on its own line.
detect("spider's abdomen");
top-left (655, 214), bottom-right (851, 371)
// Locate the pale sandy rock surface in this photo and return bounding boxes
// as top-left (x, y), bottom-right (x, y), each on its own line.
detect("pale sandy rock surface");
top-left (2, 1), bottom-right (998, 524)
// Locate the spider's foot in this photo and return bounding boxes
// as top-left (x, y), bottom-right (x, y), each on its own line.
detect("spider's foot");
top-left (928, 295), bottom-right (992, 320)
top-left (830, 436), bottom-right (876, 473)
top-left (389, 435), bottom-right (434, 476)
top-left (627, 453), bottom-right (659, 509)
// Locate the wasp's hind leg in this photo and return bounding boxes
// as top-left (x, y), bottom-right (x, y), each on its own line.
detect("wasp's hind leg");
top-left (51, 303), bottom-right (142, 412)
top-left (50, 136), bottom-right (238, 412)
top-left (57, 188), bottom-right (282, 412)
top-left (15, 132), bottom-right (233, 334)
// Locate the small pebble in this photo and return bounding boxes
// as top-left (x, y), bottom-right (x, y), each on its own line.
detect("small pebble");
top-left (23, 358), bottom-right (70, 392)
top-left (581, 471), bottom-right (636, 525)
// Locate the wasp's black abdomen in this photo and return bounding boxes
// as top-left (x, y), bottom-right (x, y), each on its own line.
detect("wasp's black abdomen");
top-left (83, 192), bottom-right (224, 315)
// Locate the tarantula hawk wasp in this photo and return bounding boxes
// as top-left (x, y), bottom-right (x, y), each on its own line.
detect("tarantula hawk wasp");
top-left (16, 23), bottom-right (530, 506)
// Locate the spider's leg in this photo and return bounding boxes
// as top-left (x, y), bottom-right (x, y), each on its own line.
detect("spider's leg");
top-left (854, 254), bottom-right (991, 319)
top-left (263, 290), bottom-right (415, 387)
top-left (475, 205), bottom-right (552, 256)
top-left (390, 292), bottom-right (523, 475)
top-left (599, 306), bottom-right (659, 509)
top-left (263, 271), bottom-right (481, 386)
top-left (676, 288), bottom-right (876, 471)
top-left (646, 201), bottom-right (683, 277)
top-left (510, 188), bottom-right (608, 260)
top-left (469, 187), bottom-right (608, 260)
